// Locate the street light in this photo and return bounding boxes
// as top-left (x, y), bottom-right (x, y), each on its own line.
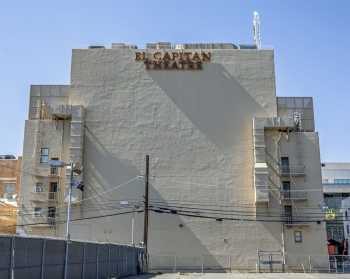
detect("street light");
top-left (120, 201), bottom-right (140, 246)
top-left (49, 160), bottom-right (74, 241)
top-left (49, 159), bottom-right (81, 279)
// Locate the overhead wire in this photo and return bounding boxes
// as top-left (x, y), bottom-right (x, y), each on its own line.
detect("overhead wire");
top-left (18, 176), bottom-right (141, 217)
top-left (12, 209), bottom-right (144, 229)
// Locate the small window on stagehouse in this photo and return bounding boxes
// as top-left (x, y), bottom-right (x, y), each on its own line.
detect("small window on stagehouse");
top-left (294, 231), bottom-right (303, 243)
top-left (35, 183), bottom-right (44, 192)
top-left (34, 207), bottom-right (42, 217)
top-left (40, 148), bottom-right (49, 163)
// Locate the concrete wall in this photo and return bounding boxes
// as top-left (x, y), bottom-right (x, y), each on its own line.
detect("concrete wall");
top-left (67, 47), bottom-right (281, 267)
top-left (18, 85), bottom-right (71, 237)
top-left (279, 133), bottom-right (328, 268)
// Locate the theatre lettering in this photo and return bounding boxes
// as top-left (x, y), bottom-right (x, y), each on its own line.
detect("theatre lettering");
top-left (135, 51), bottom-right (211, 70)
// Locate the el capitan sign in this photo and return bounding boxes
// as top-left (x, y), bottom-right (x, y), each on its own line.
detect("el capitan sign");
top-left (135, 51), bottom-right (211, 70)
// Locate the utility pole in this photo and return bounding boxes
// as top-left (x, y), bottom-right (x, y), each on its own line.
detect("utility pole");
top-left (66, 162), bottom-right (74, 241)
top-left (64, 161), bottom-right (74, 279)
top-left (143, 155), bottom-right (149, 269)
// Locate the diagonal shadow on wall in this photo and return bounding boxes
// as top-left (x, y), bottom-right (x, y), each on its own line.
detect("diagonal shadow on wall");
top-left (69, 126), bottom-right (224, 271)
top-left (148, 63), bottom-right (266, 151)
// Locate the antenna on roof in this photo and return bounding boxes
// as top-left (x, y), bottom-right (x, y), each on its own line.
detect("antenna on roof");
top-left (253, 11), bottom-right (261, 49)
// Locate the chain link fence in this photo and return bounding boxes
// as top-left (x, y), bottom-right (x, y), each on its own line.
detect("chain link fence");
top-left (0, 235), bottom-right (145, 279)
top-left (149, 254), bottom-right (350, 273)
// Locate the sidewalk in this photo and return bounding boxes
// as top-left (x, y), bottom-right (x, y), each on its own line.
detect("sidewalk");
top-left (126, 273), bottom-right (350, 279)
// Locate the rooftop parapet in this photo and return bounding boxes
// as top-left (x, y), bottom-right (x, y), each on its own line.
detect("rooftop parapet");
top-left (108, 42), bottom-right (265, 50)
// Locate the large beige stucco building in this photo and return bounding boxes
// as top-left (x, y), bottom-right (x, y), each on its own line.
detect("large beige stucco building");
top-left (18, 42), bottom-right (328, 270)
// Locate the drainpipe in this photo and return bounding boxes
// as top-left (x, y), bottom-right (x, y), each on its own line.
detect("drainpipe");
top-left (276, 132), bottom-right (286, 271)
top-left (276, 132), bottom-right (286, 272)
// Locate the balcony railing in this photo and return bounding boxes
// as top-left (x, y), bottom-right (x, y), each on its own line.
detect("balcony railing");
top-left (31, 216), bottom-right (56, 226)
top-left (280, 165), bottom-right (305, 176)
top-left (49, 105), bottom-right (72, 119)
top-left (30, 104), bottom-right (71, 120)
top-left (49, 167), bottom-right (59, 176)
top-left (281, 190), bottom-right (307, 201)
top-left (283, 216), bottom-right (311, 226)
top-left (30, 192), bottom-right (59, 202)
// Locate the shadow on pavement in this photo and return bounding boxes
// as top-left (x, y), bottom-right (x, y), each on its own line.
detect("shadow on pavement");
top-left (125, 274), bottom-right (163, 279)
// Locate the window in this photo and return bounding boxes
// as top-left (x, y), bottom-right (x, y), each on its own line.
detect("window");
top-left (50, 166), bottom-right (58, 176)
top-left (35, 183), bottom-right (44, 192)
top-left (282, 181), bottom-right (291, 199)
top-left (284, 205), bottom-right (293, 223)
top-left (48, 207), bottom-right (56, 225)
top-left (40, 148), bottom-right (49, 163)
top-left (3, 183), bottom-right (16, 200)
top-left (281, 157), bottom-right (290, 174)
top-left (34, 207), bottom-right (42, 217)
top-left (347, 225), bottom-right (350, 235)
top-left (4, 183), bottom-right (15, 194)
top-left (334, 179), bottom-right (350, 184)
top-left (49, 182), bottom-right (58, 200)
top-left (49, 182), bottom-right (58, 193)
top-left (50, 158), bottom-right (59, 175)
top-left (294, 231), bottom-right (303, 243)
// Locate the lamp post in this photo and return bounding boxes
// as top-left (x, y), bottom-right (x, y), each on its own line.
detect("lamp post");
top-left (49, 160), bottom-right (78, 279)
top-left (66, 162), bottom-right (74, 241)
top-left (49, 160), bottom-right (74, 240)
top-left (120, 201), bottom-right (140, 246)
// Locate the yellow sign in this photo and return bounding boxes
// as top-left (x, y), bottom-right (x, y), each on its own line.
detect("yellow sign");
top-left (325, 209), bottom-right (336, 220)
top-left (135, 51), bottom-right (211, 70)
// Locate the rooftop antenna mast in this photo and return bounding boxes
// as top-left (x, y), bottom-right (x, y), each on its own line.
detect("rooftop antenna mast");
top-left (253, 11), bottom-right (261, 49)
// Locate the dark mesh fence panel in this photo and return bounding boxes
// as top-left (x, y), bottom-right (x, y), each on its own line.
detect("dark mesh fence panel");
top-left (0, 235), bottom-right (144, 279)
top-left (0, 237), bottom-right (12, 279)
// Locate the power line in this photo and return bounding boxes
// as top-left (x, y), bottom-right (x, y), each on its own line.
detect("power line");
top-left (16, 176), bottom-right (141, 217)
top-left (147, 198), bottom-right (341, 211)
top-left (13, 209), bottom-right (144, 229)
top-left (148, 204), bottom-right (328, 218)
top-left (149, 208), bottom-right (327, 223)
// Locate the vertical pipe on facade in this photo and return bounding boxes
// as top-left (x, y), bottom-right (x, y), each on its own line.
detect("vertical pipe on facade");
top-left (277, 132), bottom-right (286, 270)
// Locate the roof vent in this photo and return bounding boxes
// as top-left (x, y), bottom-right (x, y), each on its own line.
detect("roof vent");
top-left (88, 45), bottom-right (105, 49)
top-left (239, 44), bottom-right (257, 49)
top-left (111, 43), bottom-right (137, 49)
top-left (175, 43), bottom-right (238, 49)
top-left (0, 155), bottom-right (16, 159)
top-left (146, 42), bottom-right (172, 49)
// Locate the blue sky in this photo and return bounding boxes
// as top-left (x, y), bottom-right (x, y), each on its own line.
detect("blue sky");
top-left (0, 0), bottom-right (349, 162)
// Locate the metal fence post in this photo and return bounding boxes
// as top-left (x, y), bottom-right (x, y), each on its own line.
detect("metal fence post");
top-left (269, 254), bottom-right (273, 273)
top-left (125, 253), bottom-right (129, 275)
top-left (107, 245), bottom-right (111, 278)
top-left (308, 256), bottom-right (311, 273)
top-left (41, 239), bottom-right (46, 279)
top-left (81, 243), bottom-right (86, 279)
top-left (96, 246), bottom-right (99, 279)
top-left (63, 240), bottom-right (69, 279)
top-left (9, 236), bottom-right (15, 279)
top-left (229, 255), bottom-right (231, 273)
top-left (335, 258), bottom-right (338, 273)
top-left (201, 255), bottom-right (204, 274)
